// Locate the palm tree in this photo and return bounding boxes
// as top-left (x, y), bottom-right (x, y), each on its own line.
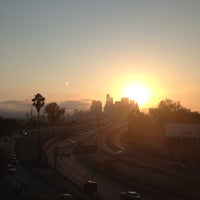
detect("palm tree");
top-left (32, 93), bottom-right (45, 123)
top-left (32, 93), bottom-right (45, 162)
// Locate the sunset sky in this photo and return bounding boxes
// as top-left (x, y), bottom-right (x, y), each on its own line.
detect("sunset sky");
top-left (1, 0), bottom-right (200, 116)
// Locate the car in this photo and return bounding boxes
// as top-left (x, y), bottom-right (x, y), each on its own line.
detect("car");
top-left (120, 191), bottom-right (142, 199)
top-left (21, 130), bottom-right (28, 136)
top-left (9, 152), bottom-right (16, 157)
top-left (10, 158), bottom-right (18, 165)
top-left (9, 152), bottom-right (17, 160)
top-left (115, 150), bottom-right (123, 158)
top-left (7, 164), bottom-right (13, 168)
top-left (7, 166), bottom-right (16, 175)
top-left (83, 180), bottom-right (97, 194)
top-left (68, 139), bottom-right (75, 146)
top-left (3, 136), bottom-right (10, 141)
top-left (57, 193), bottom-right (76, 200)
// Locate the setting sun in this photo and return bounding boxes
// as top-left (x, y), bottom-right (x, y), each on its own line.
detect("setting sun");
top-left (122, 83), bottom-right (151, 106)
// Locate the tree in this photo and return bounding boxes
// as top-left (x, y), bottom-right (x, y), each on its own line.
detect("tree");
top-left (150, 99), bottom-right (193, 124)
top-left (32, 93), bottom-right (45, 123)
top-left (45, 102), bottom-right (65, 125)
top-left (128, 110), bottom-right (151, 136)
top-left (32, 93), bottom-right (45, 162)
top-left (158, 99), bottom-right (183, 112)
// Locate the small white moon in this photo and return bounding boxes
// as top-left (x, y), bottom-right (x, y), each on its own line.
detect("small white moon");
top-left (65, 82), bottom-right (69, 86)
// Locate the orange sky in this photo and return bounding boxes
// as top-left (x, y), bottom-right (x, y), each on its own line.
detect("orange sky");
top-left (0, 1), bottom-right (200, 115)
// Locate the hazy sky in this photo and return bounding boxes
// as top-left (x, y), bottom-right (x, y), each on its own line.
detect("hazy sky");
top-left (1, 0), bottom-right (200, 113)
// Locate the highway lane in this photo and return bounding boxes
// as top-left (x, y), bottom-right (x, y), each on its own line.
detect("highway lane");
top-left (93, 126), bottom-right (182, 200)
top-left (46, 126), bottom-right (154, 200)
top-left (47, 137), bottom-right (121, 199)
top-left (105, 127), bottom-right (200, 181)
top-left (0, 133), bottom-right (62, 199)
top-left (45, 123), bottom-right (200, 200)
top-left (98, 124), bottom-right (200, 200)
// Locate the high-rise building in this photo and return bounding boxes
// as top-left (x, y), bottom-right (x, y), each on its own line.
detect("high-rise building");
top-left (104, 94), bottom-right (140, 121)
top-left (121, 97), bottom-right (129, 105)
top-left (104, 94), bottom-right (114, 117)
top-left (106, 94), bottom-right (113, 104)
top-left (90, 100), bottom-right (102, 114)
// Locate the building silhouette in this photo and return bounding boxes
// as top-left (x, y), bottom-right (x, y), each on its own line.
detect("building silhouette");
top-left (72, 94), bottom-right (139, 121)
top-left (104, 94), bottom-right (114, 118)
top-left (104, 94), bottom-right (139, 121)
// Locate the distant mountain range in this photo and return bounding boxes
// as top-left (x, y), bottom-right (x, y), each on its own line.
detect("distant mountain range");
top-left (0, 99), bottom-right (91, 118)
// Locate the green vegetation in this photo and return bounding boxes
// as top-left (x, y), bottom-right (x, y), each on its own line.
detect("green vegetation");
top-left (150, 99), bottom-right (200, 124)
top-left (125, 99), bottom-right (200, 165)
top-left (127, 99), bottom-right (200, 140)
top-left (45, 102), bottom-right (65, 126)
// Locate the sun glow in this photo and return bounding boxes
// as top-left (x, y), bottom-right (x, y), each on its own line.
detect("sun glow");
top-left (122, 83), bottom-right (151, 106)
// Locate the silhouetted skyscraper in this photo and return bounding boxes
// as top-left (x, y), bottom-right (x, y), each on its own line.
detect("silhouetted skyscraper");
top-left (90, 100), bottom-right (102, 114)
top-left (104, 94), bottom-right (114, 117)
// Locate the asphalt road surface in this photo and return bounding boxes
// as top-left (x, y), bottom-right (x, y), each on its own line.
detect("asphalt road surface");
top-left (46, 124), bottom-right (200, 200)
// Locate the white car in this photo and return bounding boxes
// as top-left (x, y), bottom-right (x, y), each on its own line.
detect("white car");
top-left (21, 130), bottom-right (28, 136)
top-left (115, 150), bottom-right (123, 158)
top-left (83, 180), bottom-right (98, 194)
top-left (120, 191), bottom-right (142, 199)
top-left (57, 193), bottom-right (76, 200)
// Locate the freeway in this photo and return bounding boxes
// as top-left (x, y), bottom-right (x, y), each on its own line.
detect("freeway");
top-left (46, 125), bottom-right (155, 200)
top-left (2, 123), bottom-right (200, 199)
top-left (46, 123), bottom-right (200, 200)
top-left (0, 133), bottom-right (60, 200)
top-left (97, 125), bottom-right (200, 200)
